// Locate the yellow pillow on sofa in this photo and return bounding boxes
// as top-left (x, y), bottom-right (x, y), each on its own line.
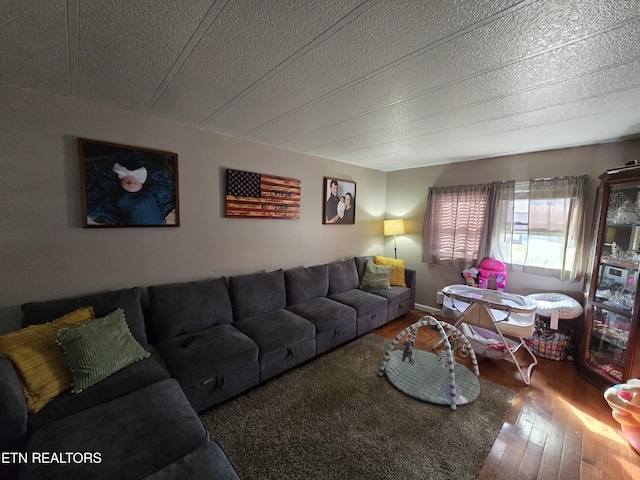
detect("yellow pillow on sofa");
top-left (373, 256), bottom-right (406, 287)
top-left (0, 307), bottom-right (94, 413)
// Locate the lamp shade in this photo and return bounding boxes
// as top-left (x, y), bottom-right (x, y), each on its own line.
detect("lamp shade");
top-left (383, 219), bottom-right (405, 236)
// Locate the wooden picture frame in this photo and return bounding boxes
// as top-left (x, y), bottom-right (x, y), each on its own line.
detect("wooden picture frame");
top-left (323, 177), bottom-right (356, 224)
top-left (78, 138), bottom-right (179, 227)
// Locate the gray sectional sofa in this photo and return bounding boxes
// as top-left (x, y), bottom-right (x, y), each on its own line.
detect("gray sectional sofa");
top-left (0, 256), bottom-right (415, 479)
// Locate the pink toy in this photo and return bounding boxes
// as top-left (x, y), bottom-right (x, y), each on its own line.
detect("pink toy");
top-left (477, 258), bottom-right (507, 291)
top-left (604, 379), bottom-right (640, 454)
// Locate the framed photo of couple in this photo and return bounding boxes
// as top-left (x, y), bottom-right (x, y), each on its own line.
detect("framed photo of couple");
top-left (323, 177), bottom-right (356, 224)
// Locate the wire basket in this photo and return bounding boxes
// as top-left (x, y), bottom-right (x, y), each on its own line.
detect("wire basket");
top-left (525, 318), bottom-right (572, 361)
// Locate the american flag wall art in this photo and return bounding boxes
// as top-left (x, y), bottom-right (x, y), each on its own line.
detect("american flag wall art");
top-left (225, 169), bottom-right (301, 219)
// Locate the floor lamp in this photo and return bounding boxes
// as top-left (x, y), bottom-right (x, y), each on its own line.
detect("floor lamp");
top-left (383, 219), bottom-right (405, 259)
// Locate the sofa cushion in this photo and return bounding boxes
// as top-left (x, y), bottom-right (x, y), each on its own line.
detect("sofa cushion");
top-left (286, 297), bottom-right (356, 334)
top-left (0, 307), bottom-right (94, 413)
top-left (355, 255), bottom-right (374, 279)
top-left (148, 277), bottom-right (233, 341)
top-left (22, 379), bottom-right (208, 480)
top-left (56, 309), bottom-right (150, 393)
top-left (363, 285), bottom-right (412, 305)
top-left (0, 358), bottom-right (28, 454)
top-left (328, 289), bottom-right (388, 317)
top-left (21, 288), bottom-right (148, 345)
top-left (228, 269), bottom-right (286, 320)
top-left (29, 345), bottom-right (170, 430)
top-left (359, 261), bottom-right (392, 290)
top-left (285, 264), bottom-right (329, 305)
top-left (143, 441), bottom-right (241, 480)
top-left (233, 309), bottom-right (315, 355)
top-left (155, 324), bottom-right (258, 389)
top-left (374, 255), bottom-right (406, 287)
top-left (328, 258), bottom-right (360, 294)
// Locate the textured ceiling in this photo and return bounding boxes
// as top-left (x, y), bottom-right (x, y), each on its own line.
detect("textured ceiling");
top-left (2, 0), bottom-right (640, 172)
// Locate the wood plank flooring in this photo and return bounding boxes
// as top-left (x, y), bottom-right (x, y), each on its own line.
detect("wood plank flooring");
top-left (375, 310), bottom-right (640, 480)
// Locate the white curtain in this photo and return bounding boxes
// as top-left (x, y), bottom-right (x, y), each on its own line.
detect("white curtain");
top-left (480, 180), bottom-right (515, 266)
top-left (524, 175), bottom-right (587, 281)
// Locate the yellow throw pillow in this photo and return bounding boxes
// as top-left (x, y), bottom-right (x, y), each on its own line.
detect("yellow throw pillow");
top-left (0, 307), bottom-right (94, 413)
top-left (373, 256), bottom-right (406, 287)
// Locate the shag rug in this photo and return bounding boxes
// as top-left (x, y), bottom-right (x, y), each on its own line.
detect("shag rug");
top-left (200, 334), bottom-right (516, 480)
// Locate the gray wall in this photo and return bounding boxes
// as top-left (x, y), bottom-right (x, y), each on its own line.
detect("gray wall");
top-left (385, 139), bottom-right (640, 310)
top-left (3, 82), bottom-right (640, 333)
top-left (0, 85), bottom-right (387, 333)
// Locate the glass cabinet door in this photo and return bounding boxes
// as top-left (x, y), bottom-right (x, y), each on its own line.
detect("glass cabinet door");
top-left (586, 183), bottom-right (640, 383)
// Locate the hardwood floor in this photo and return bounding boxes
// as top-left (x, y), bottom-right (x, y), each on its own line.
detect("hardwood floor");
top-left (375, 310), bottom-right (640, 480)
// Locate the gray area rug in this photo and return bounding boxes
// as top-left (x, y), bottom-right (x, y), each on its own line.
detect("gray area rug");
top-left (201, 334), bottom-right (516, 480)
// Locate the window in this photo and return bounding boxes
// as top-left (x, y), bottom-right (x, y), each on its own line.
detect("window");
top-left (511, 183), bottom-right (529, 266)
top-left (423, 176), bottom-right (588, 282)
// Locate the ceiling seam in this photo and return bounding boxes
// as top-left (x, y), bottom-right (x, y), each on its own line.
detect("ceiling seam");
top-left (65, 0), bottom-right (80, 100)
top-left (196, 0), bottom-right (383, 128)
top-left (286, 55), bottom-right (640, 154)
top-left (332, 89), bottom-right (640, 161)
top-left (359, 118), bottom-right (640, 170)
top-left (343, 87), bottom-right (640, 163)
top-left (340, 91), bottom-right (640, 162)
top-left (267, 15), bottom-right (640, 149)
top-left (238, 0), bottom-right (541, 138)
top-left (143, 0), bottom-right (230, 115)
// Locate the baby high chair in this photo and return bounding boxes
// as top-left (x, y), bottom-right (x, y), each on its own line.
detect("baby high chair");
top-left (477, 258), bottom-right (507, 291)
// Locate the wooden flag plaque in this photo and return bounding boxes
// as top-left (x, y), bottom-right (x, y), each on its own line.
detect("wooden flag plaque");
top-left (225, 169), bottom-right (301, 219)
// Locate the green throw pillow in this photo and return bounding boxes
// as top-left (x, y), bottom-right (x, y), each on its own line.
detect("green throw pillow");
top-left (56, 309), bottom-right (149, 393)
top-left (359, 260), bottom-right (393, 290)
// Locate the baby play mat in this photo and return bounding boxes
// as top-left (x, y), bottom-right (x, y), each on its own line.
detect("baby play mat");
top-left (379, 316), bottom-right (480, 410)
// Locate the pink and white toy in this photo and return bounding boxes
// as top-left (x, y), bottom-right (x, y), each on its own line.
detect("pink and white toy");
top-left (477, 258), bottom-right (507, 291)
top-left (604, 379), bottom-right (640, 454)
top-left (462, 267), bottom-right (479, 287)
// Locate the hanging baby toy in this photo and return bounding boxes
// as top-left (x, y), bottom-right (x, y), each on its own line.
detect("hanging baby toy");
top-left (402, 333), bottom-right (415, 365)
top-left (604, 379), bottom-right (640, 454)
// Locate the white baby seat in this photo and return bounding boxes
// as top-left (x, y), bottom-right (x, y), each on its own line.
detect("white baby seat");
top-left (440, 284), bottom-right (539, 385)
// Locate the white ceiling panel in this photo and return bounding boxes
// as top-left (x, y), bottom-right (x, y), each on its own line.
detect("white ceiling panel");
top-left (254, 20), bottom-right (640, 151)
top-left (2, 0), bottom-right (639, 171)
top-left (345, 89), bottom-right (640, 168)
top-left (296, 60), bottom-right (640, 159)
top-left (221, 0), bottom-right (640, 140)
top-left (77, 1), bottom-right (214, 112)
top-left (201, 0), bottom-right (526, 134)
top-left (149, 0), bottom-right (365, 125)
top-left (0, 0), bottom-right (69, 95)
top-left (352, 106), bottom-right (640, 171)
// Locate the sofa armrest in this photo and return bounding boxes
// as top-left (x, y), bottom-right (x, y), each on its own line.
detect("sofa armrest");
top-left (0, 358), bottom-right (29, 452)
top-left (405, 268), bottom-right (416, 309)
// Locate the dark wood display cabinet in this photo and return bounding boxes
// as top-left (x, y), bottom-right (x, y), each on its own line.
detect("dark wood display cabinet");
top-left (582, 163), bottom-right (640, 389)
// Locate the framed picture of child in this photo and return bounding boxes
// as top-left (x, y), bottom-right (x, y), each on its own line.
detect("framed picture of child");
top-left (323, 177), bottom-right (356, 224)
top-left (78, 138), bottom-right (179, 227)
